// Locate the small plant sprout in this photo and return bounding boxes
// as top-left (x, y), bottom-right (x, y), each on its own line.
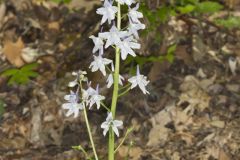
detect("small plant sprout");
top-left (62, 0), bottom-right (148, 159)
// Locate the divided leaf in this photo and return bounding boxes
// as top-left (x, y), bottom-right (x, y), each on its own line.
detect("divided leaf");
top-left (215, 16), bottom-right (240, 29)
top-left (1, 63), bottom-right (39, 85)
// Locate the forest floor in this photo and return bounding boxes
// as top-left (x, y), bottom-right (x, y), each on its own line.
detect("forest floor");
top-left (0, 0), bottom-right (240, 160)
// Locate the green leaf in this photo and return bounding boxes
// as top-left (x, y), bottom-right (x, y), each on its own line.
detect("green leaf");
top-left (196, 1), bottom-right (223, 14)
top-left (166, 44), bottom-right (177, 63)
top-left (215, 16), bottom-right (240, 29)
top-left (21, 63), bottom-right (39, 71)
top-left (1, 69), bottom-right (19, 76)
top-left (2, 63), bottom-right (39, 85)
top-left (21, 70), bottom-right (39, 78)
top-left (177, 4), bottom-right (196, 14)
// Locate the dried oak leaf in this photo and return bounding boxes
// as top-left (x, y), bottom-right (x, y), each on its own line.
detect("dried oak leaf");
top-left (3, 37), bottom-right (25, 67)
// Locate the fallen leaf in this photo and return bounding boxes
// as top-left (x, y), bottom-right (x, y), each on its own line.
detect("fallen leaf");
top-left (210, 120), bottom-right (225, 128)
top-left (147, 125), bottom-right (170, 146)
top-left (219, 149), bottom-right (230, 160)
top-left (3, 37), bottom-right (25, 67)
top-left (118, 146), bottom-right (142, 160)
top-left (48, 21), bottom-right (60, 30)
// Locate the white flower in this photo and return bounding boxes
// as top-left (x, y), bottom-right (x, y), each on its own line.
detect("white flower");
top-left (128, 65), bottom-right (150, 94)
top-left (62, 91), bottom-right (84, 118)
top-left (128, 3), bottom-right (143, 23)
top-left (89, 54), bottom-right (112, 76)
top-left (97, 0), bottom-right (118, 24)
top-left (101, 112), bottom-right (123, 137)
top-left (128, 20), bottom-right (145, 39)
top-left (99, 25), bottom-right (129, 48)
top-left (89, 35), bottom-right (104, 54)
top-left (68, 70), bottom-right (87, 87)
top-left (117, 36), bottom-right (140, 60)
top-left (88, 85), bottom-right (105, 109)
top-left (116, 0), bottom-right (136, 6)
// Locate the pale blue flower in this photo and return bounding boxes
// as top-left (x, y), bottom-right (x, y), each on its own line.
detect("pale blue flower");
top-left (97, 0), bottom-right (118, 24)
top-left (128, 65), bottom-right (150, 94)
top-left (88, 85), bottom-right (105, 109)
top-left (89, 35), bottom-right (104, 54)
top-left (89, 54), bottom-right (112, 76)
top-left (101, 112), bottom-right (123, 137)
top-left (62, 91), bottom-right (84, 118)
top-left (117, 36), bottom-right (140, 60)
top-left (128, 20), bottom-right (145, 39)
top-left (99, 25), bottom-right (129, 48)
top-left (128, 3), bottom-right (143, 23)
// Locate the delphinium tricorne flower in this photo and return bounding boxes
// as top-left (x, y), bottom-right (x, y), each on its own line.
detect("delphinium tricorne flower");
top-left (62, 0), bottom-right (149, 159)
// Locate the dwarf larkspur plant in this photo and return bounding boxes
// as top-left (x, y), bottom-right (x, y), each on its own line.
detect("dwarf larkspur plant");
top-left (62, 0), bottom-right (148, 159)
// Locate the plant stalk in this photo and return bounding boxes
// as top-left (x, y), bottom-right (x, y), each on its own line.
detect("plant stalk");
top-left (108, 2), bottom-right (121, 160)
top-left (83, 106), bottom-right (98, 160)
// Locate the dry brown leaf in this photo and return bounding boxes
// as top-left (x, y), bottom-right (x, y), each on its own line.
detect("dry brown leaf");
top-left (171, 108), bottom-right (193, 132)
top-left (147, 125), bottom-right (170, 146)
top-left (205, 145), bottom-right (220, 159)
top-left (3, 37), bottom-right (25, 67)
top-left (172, 152), bottom-right (180, 160)
top-left (118, 146), bottom-right (142, 160)
top-left (219, 149), bottom-right (230, 160)
top-left (210, 120), bottom-right (225, 128)
top-left (48, 21), bottom-right (60, 30)
top-left (178, 75), bottom-right (211, 112)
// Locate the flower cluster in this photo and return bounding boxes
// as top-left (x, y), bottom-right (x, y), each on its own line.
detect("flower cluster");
top-left (63, 0), bottom-right (149, 138)
top-left (90, 0), bottom-right (148, 94)
top-left (62, 71), bottom-right (105, 117)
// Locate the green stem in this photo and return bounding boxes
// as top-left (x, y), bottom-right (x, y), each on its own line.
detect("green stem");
top-left (114, 127), bottom-right (133, 153)
top-left (83, 106), bottom-right (98, 160)
top-left (119, 83), bottom-right (131, 91)
top-left (108, 2), bottom-right (121, 160)
top-left (118, 86), bottom-right (131, 98)
top-left (100, 102), bottom-right (111, 112)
